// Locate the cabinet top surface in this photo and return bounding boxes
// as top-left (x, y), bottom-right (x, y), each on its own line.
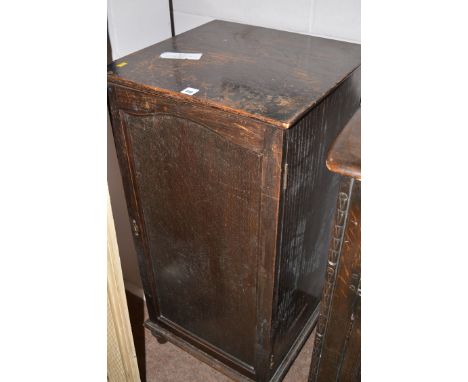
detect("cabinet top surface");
top-left (108, 20), bottom-right (361, 128)
top-left (327, 108), bottom-right (361, 180)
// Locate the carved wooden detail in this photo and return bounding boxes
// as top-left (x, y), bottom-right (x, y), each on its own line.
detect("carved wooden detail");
top-left (308, 177), bottom-right (354, 381)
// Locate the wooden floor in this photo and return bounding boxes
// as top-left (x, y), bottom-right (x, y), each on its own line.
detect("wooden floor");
top-left (126, 291), bottom-right (315, 382)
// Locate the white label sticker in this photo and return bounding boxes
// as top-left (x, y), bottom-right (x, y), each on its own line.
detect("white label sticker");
top-left (160, 52), bottom-right (202, 60)
top-left (180, 87), bottom-right (199, 96)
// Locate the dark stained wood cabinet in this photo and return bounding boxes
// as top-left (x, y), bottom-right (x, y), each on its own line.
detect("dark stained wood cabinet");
top-left (107, 20), bottom-right (361, 382)
top-left (309, 109), bottom-right (361, 382)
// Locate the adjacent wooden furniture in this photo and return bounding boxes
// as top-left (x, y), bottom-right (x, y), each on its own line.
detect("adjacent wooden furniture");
top-left (107, 20), bottom-right (360, 382)
top-left (108, 189), bottom-right (141, 382)
top-left (308, 109), bottom-right (361, 382)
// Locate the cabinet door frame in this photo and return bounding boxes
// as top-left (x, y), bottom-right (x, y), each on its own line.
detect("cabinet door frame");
top-left (108, 83), bottom-right (285, 381)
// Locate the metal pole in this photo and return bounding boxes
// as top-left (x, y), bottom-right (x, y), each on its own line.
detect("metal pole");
top-left (168, 0), bottom-right (175, 37)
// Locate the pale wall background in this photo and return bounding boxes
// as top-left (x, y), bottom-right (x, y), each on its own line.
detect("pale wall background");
top-left (108, 0), bottom-right (172, 59)
top-left (173, 0), bottom-right (360, 41)
top-left (107, 0), bottom-right (361, 294)
top-left (108, 0), bottom-right (360, 59)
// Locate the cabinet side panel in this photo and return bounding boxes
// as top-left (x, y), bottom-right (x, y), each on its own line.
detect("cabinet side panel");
top-left (272, 68), bottom-right (361, 370)
top-left (123, 112), bottom-right (261, 367)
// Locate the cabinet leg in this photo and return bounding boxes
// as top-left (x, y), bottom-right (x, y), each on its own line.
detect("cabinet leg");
top-left (151, 330), bottom-right (167, 344)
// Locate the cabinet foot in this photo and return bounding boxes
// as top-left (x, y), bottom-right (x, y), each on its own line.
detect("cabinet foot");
top-left (151, 330), bottom-right (167, 344)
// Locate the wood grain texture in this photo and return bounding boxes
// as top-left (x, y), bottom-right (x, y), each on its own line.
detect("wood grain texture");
top-left (309, 117), bottom-right (361, 381)
top-left (112, 85), bottom-right (268, 154)
top-left (108, 20), bottom-right (360, 128)
top-left (108, 83), bottom-right (282, 380)
top-left (271, 68), bottom-right (360, 378)
top-left (108, 21), bottom-right (361, 382)
top-left (326, 108), bottom-right (361, 180)
top-left (108, 189), bottom-right (141, 382)
top-left (126, 111), bottom-right (261, 367)
top-left (308, 179), bottom-right (360, 382)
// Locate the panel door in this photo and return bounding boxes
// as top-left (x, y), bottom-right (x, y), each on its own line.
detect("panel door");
top-left (116, 109), bottom-right (263, 368)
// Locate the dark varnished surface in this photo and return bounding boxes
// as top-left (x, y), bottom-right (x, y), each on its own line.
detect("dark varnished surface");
top-left (108, 84), bottom-right (284, 380)
top-left (108, 23), bottom-right (361, 382)
top-left (309, 178), bottom-right (361, 382)
top-left (125, 112), bottom-right (261, 366)
top-left (309, 116), bottom-right (361, 381)
top-left (108, 20), bottom-right (360, 128)
top-left (326, 108), bottom-right (361, 180)
top-left (272, 69), bottom-right (360, 375)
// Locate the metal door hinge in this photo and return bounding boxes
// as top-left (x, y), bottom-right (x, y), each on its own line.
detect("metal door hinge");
top-left (282, 163), bottom-right (288, 191)
top-left (270, 354), bottom-right (275, 369)
top-left (131, 219), bottom-right (140, 237)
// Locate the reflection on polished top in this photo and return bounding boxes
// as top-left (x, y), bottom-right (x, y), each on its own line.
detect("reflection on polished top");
top-left (108, 20), bottom-right (361, 128)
